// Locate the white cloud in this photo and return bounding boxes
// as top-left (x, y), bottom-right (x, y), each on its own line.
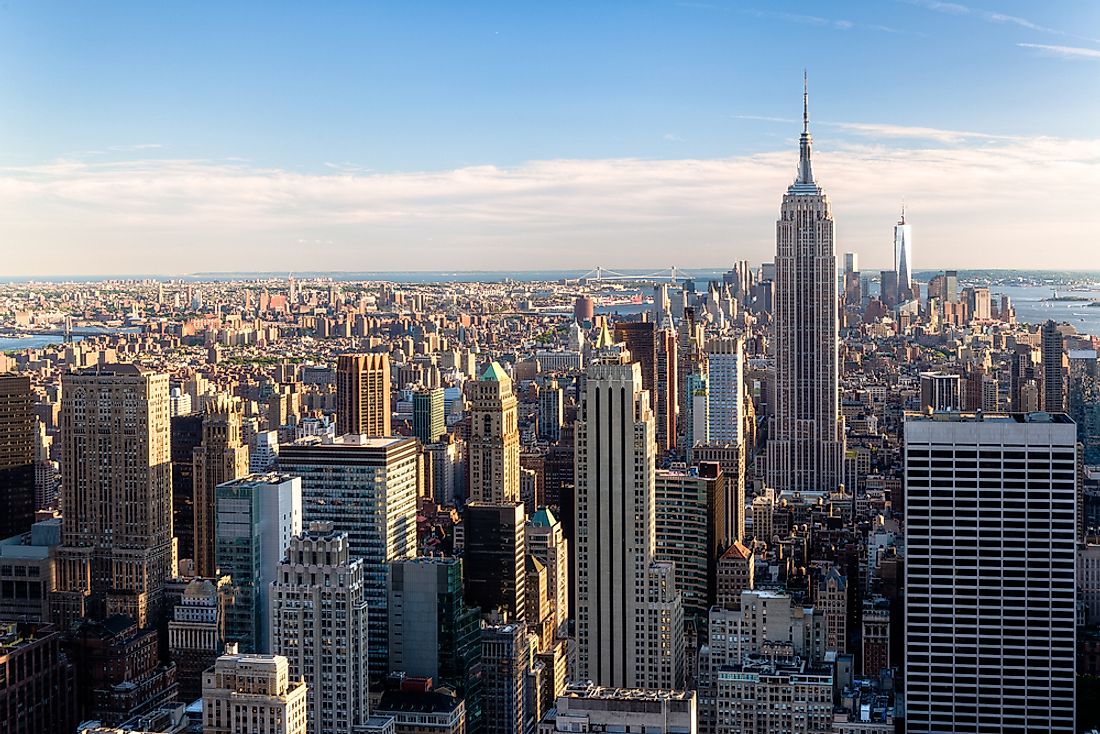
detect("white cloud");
top-left (0, 135), bottom-right (1098, 275)
top-left (1018, 43), bottom-right (1100, 60)
top-left (827, 121), bottom-right (1021, 144)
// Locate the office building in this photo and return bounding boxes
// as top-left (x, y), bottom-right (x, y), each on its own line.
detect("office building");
top-left (919, 371), bottom-right (961, 413)
top-left (575, 346), bottom-right (684, 689)
top-left (655, 327), bottom-right (679, 453)
top-left (525, 508), bottom-right (569, 638)
top-left (280, 434), bottom-right (418, 678)
top-left (216, 474), bottom-right (302, 653)
top-left (249, 429), bottom-right (280, 473)
top-left (713, 650), bottom-right (832, 734)
top-left (0, 373), bottom-right (35, 539)
top-left (53, 365), bottom-right (174, 629)
top-left (1068, 350), bottom-right (1100, 464)
top-left (374, 681), bottom-right (466, 734)
top-left (388, 556), bottom-right (483, 730)
top-left (66, 614), bottom-right (179, 725)
top-left (704, 338), bottom-right (744, 445)
top-left (818, 566), bottom-right (847, 654)
top-left (413, 387), bottom-right (446, 444)
top-left (715, 540), bottom-right (753, 610)
top-left (655, 467), bottom-right (720, 621)
top-left (766, 81), bottom-right (845, 494)
top-left (904, 412), bottom-right (1076, 733)
top-left (0, 517), bottom-right (59, 622)
top-left (202, 648), bottom-right (308, 734)
top-left (861, 596), bottom-right (891, 677)
top-left (468, 362), bottom-right (521, 503)
top-left (538, 381), bottom-right (563, 443)
top-left (464, 501), bottom-right (527, 620)
top-left (168, 577), bottom-right (227, 702)
top-left (539, 683), bottom-right (697, 734)
top-left (193, 396), bottom-right (250, 577)
top-left (0, 622), bottom-right (77, 734)
top-left (271, 525), bottom-right (369, 734)
top-left (482, 623), bottom-right (528, 734)
top-left (336, 353), bottom-right (392, 436)
top-left (1042, 319), bottom-right (1066, 413)
top-left (170, 413), bottom-right (203, 566)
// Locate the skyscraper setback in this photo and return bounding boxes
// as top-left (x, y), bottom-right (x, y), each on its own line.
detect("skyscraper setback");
top-left (766, 78), bottom-right (845, 493)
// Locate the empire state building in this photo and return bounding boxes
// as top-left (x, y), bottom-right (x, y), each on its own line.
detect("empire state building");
top-left (766, 77), bottom-right (845, 493)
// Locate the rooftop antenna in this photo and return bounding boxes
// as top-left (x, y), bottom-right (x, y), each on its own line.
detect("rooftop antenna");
top-left (802, 69), bottom-right (809, 134)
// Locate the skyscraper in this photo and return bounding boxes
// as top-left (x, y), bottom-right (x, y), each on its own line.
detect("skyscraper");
top-left (413, 386), bottom-right (446, 444)
top-left (388, 556), bottom-right (484, 730)
top-left (336, 353), bottom-right (392, 437)
top-left (538, 380), bottom-right (564, 443)
top-left (168, 577), bottom-right (227, 701)
top-left (468, 362), bottom-right (520, 503)
top-left (202, 648), bottom-right (308, 734)
top-left (0, 373), bottom-right (35, 539)
top-left (52, 365), bottom-right (174, 629)
top-left (193, 396), bottom-right (250, 577)
top-left (904, 412), bottom-right (1076, 733)
top-left (655, 326), bottom-right (679, 453)
top-left (216, 473), bottom-right (302, 653)
top-left (464, 501), bottom-right (526, 621)
top-left (170, 413), bottom-right (203, 566)
top-left (766, 78), bottom-right (845, 494)
top-left (481, 623), bottom-right (528, 734)
top-left (894, 207), bottom-right (913, 300)
top-left (575, 344), bottom-right (684, 689)
top-left (279, 434), bottom-right (419, 679)
top-left (270, 525), bottom-right (369, 734)
top-left (1042, 319), bottom-right (1066, 413)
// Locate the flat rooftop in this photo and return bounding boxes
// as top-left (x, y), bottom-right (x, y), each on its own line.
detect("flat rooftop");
top-left (560, 682), bottom-right (693, 701)
top-left (904, 411), bottom-right (1073, 424)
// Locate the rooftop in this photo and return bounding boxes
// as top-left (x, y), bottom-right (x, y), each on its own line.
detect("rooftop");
top-left (560, 682), bottom-right (694, 701)
top-left (905, 410), bottom-right (1073, 424)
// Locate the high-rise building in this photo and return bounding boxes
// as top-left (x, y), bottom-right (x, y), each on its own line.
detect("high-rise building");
top-left (193, 396), bottom-right (250, 577)
top-left (766, 79), bottom-right (845, 494)
top-left (817, 566), bottom-right (847, 654)
top-left (468, 362), bottom-right (521, 503)
top-left (904, 412), bottom-right (1076, 733)
top-left (704, 338), bottom-right (744, 445)
top-left (52, 365), bottom-right (174, 629)
top-left (0, 518), bottom-right (59, 622)
top-left (0, 373), bottom-right (35, 539)
top-left (0, 622), bottom-right (77, 734)
top-left (1068, 350), bottom-right (1100, 464)
top-left (170, 413), bottom-right (204, 566)
top-left (216, 474), bottom-right (302, 653)
top-left (168, 577), bottom-right (228, 702)
top-left (464, 501), bottom-right (527, 621)
top-left (655, 327), bottom-right (679, 453)
top-left (1042, 319), bottom-right (1066, 413)
top-left (843, 252), bottom-right (858, 274)
top-left (538, 381), bottom-right (564, 443)
top-left (249, 429), bottom-right (280, 473)
top-left (525, 509), bottom-right (569, 639)
top-left (279, 434), bottom-right (418, 678)
top-left (715, 540), bottom-right (754, 610)
top-left (270, 524), bottom-right (369, 734)
top-left (481, 623), bottom-right (528, 734)
top-left (413, 387), bottom-right (446, 445)
top-left (336, 353), bottom-right (392, 437)
top-left (575, 346), bottom-right (684, 689)
top-left (388, 556), bottom-right (483, 730)
top-left (202, 648), bottom-right (308, 734)
top-left (919, 371), bottom-right (961, 413)
top-left (655, 467), bottom-right (723, 621)
top-left (894, 208), bottom-right (913, 300)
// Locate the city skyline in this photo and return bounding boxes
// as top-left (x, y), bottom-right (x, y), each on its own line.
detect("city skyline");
top-left (2, 1), bottom-right (1098, 274)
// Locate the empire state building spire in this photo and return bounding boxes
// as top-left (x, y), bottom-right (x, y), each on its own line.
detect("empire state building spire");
top-left (793, 70), bottom-right (818, 192)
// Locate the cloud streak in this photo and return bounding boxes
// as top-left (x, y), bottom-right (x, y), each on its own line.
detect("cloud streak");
top-left (1, 135), bottom-right (1098, 275)
top-left (1018, 43), bottom-right (1100, 60)
top-left (904, 0), bottom-right (1100, 44)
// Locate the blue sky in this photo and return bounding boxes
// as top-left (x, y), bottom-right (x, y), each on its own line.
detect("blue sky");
top-left (2, 1), bottom-right (1099, 274)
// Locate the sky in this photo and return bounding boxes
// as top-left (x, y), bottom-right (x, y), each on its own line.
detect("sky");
top-left (1, 1), bottom-right (1099, 276)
